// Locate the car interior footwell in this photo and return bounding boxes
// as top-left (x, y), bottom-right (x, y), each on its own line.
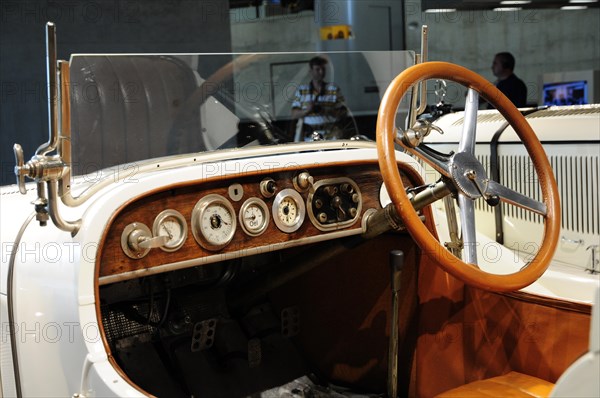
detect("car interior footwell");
top-left (99, 238), bottom-right (407, 397)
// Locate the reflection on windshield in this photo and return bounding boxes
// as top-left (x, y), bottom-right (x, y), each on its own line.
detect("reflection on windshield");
top-left (290, 55), bottom-right (353, 142)
top-left (68, 51), bottom-right (414, 175)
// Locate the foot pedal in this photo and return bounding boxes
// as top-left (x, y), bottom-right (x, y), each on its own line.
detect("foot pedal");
top-left (281, 306), bottom-right (300, 337)
top-left (191, 318), bottom-right (217, 352)
top-left (247, 338), bottom-right (262, 368)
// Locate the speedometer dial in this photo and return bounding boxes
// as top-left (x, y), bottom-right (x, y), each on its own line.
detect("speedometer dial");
top-left (192, 194), bottom-right (237, 251)
top-left (272, 189), bottom-right (305, 233)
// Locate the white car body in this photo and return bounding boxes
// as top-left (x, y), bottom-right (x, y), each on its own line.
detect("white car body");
top-left (429, 106), bottom-right (600, 303)
top-left (1, 143), bottom-right (419, 397)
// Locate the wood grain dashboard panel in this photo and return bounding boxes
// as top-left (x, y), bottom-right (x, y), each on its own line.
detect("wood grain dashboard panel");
top-left (97, 162), bottom-right (416, 284)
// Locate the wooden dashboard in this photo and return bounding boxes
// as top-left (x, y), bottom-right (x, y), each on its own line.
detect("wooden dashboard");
top-left (97, 161), bottom-right (416, 285)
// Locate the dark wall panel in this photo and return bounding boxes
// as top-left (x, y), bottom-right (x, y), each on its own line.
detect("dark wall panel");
top-left (0, 0), bottom-right (232, 186)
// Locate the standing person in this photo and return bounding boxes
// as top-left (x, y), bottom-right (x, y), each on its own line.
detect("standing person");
top-left (489, 52), bottom-right (528, 108)
top-left (291, 56), bottom-right (347, 141)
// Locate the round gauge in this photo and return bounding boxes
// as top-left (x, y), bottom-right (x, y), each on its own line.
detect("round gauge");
top-left (152, 210), bottom-right (188, 252)
top-left (272, 188), bottom-right (306, 233)
top-left (239, 198), bottom-right (269, 236)
top-left (191, 194), bottom-right (237, 251)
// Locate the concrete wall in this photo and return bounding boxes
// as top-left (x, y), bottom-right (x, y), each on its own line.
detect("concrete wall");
top-left (229, 4), bottom-right (407, 123)
top-left (230, 1), bottom-right (405, 53)
top-left (403, 2), bottom-right (600, 107)
top-left (230, 2), bottom-right (599, 108)
top-left (314, 0), bottom-right (405, 52)
top-left (231, 10), bottom-right (320, 53)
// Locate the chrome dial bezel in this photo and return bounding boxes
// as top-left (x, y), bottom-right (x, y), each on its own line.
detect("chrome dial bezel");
top-left (191, 194), bottom-right (237, 251)
top-left (152, 209), bottom-right (188, 252)
top-left (239, 197), bottom-right (270, 237)
top-left (120, 222), bottom-right (152, 259)
top-left (272, 188), bottom-right (305, 233)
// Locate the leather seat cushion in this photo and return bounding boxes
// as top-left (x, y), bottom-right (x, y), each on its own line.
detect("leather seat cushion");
top-left (435, 371), bottom-right (555, 398)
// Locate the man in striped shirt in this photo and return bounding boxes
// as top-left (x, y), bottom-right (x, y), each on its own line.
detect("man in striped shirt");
top-left (291, 56), bottom-right (347, 141)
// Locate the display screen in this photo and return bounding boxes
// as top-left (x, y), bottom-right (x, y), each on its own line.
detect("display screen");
top-left (543, 80), bottom-right (588, 106)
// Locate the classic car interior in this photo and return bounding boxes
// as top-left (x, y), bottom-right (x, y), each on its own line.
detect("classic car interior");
top-left (87, 56), bottom-right (587, 397)
top-left (97, 160), bottom-right (417, 397)
top-left (94, 158), bottom-right (591, 398)
top-left (2, 21), bottom-right (597, 398)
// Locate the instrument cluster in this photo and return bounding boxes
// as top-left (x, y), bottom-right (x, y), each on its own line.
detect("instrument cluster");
top-left (100, 163), bottom-right (402, 283)
top-left (119, 170), bottom-right (363, 260)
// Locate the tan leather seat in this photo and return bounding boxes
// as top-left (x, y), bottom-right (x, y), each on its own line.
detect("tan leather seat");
top-left (436, 371), bottom-right (555, 398)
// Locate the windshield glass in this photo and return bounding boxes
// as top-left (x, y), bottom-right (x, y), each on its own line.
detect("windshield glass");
top-left (68, 51), bottom-right (414, 175)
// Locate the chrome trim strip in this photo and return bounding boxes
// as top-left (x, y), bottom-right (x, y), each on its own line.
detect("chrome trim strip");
top-left (98, 227), bottom-right (363, 285)
top-left (64, 141), bottom-right (378, 206)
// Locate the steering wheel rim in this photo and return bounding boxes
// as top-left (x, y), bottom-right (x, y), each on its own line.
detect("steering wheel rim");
top-left (376, 61), bottom-right (560, 292)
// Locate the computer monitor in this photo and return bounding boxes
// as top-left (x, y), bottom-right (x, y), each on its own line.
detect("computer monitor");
top-left (542, 80), bottom-right (588, 106)
top-left (542, 69), bottom-right (599, 106)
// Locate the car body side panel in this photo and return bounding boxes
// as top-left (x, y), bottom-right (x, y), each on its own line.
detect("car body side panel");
top-left (1, 294), bottom-right (16, 398)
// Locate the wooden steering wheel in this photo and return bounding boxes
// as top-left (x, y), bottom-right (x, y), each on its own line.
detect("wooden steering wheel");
top-left (377, 62), bottom-right (560, 292)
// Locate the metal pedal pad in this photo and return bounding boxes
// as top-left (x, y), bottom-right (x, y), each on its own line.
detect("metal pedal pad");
top-left (247, 338), bottom-right (262, 368)
top-left (191, 318), bottom-right (217, 352)
top-left (281, 306), bottom-right (300, 337)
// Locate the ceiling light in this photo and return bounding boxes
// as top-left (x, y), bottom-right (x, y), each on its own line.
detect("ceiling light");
top-left (493, 7), bottom-right (523, 11)
top-left (561, 5), bottom-right (588, 8)
top-left (424, 9), bottom-right (457, 13)
top-left (500, 1), bottom-right (531, 4)
top-left (569, 0), bottom-right (598, 3)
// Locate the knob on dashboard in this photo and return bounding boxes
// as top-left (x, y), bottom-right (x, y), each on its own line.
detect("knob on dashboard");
top-left (260, 178), bottom-right (277, 198)
top-left (121, 222), bottom-right (153, 259)
top-left (293, 171), bottom-right (314, 191)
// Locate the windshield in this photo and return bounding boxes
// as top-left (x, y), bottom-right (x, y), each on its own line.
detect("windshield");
top-left (68, 51), bottom-right (414, 175)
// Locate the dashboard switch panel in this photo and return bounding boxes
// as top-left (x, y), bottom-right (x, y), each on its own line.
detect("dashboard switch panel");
top-left (307, 178), bottom-right (362, 231)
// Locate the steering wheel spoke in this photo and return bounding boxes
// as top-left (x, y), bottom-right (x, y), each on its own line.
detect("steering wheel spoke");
top-left (458, 88), bottom-right (479, 155)
top-left (411, 145), bottom-right (452, 177)
top-left (486, 180), bottom-right (547, 216)
top-left (458, 194), bottom-right (478, 266)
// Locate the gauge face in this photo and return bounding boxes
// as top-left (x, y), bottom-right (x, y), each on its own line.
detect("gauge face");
top-left (192, 194), bottom-right (237, 251)
top-left (153, 210), bottom-right (188, 252)
top-left (272, 188), bottom-right (305, 233)
top-left (239, 198), bottom-right (269, 236)
top-left (278, 197), bottom-right (298, 226)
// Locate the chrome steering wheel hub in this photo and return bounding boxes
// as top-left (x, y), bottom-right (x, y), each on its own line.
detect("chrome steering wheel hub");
top-left (450, 152), bottom-right (489, 199)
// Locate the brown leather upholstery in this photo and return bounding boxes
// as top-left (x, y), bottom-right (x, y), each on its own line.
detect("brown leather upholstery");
top-left (414, 255), bottom-right (591, 397)
top-left (436, 371), bottom-right (554, 398)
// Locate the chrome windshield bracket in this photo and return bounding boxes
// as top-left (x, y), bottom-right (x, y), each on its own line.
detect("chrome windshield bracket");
top-left (401, 119), bottom-right (444, 148)
top-left (12, 22), bottom-right (80, 235)
top-left (406, 25), bottom-right (428, 130)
